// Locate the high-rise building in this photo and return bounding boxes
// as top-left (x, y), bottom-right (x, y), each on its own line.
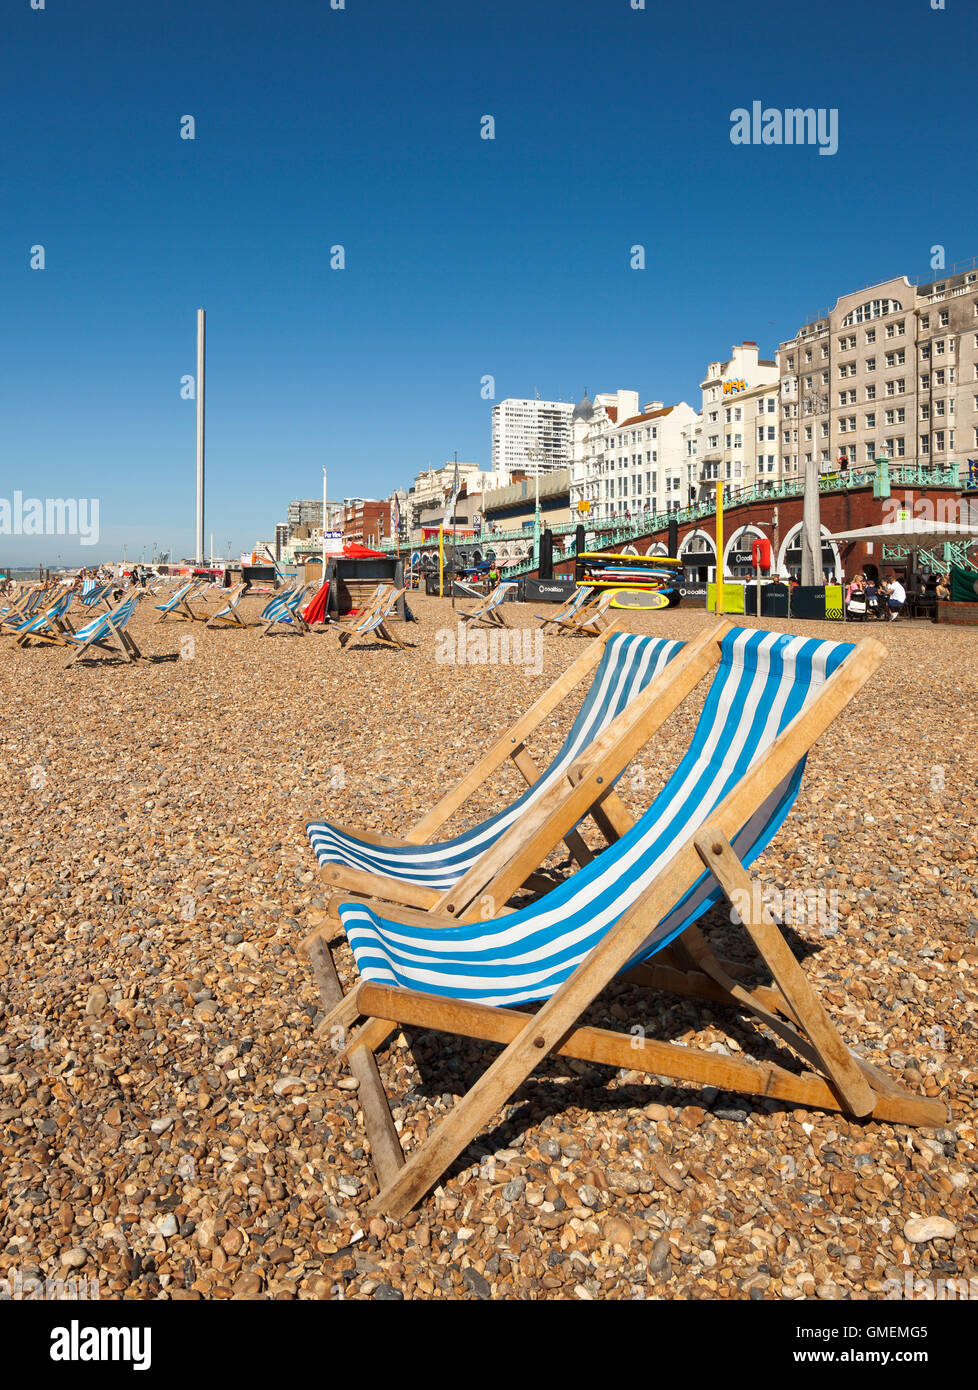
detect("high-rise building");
top-left (491, 398), bottom-right (574, 475)
top-left (287, 498), bottom-right (324, 530)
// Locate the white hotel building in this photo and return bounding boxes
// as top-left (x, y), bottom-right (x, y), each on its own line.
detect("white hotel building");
top-left (570, 389), bottom-right (700, 521)
top-left (695, 341), bottom-right (782, 500)
top-left (491, 397), bottom-right (574, 475)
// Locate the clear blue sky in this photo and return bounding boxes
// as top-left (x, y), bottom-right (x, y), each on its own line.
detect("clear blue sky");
top-left (3, 0), bottom-right (975, 563)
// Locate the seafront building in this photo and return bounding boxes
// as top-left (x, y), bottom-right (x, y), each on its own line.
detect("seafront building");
top-left (569, 390), bottom-right (700, 521)
top-left (264, 257), bottom-right (978, 564)
top-left (696, 341), bottom-right (782, 500)
top-left (491, 398), bottom-right (574, 476)
top-left (779, 263), bottom-right (978, 483)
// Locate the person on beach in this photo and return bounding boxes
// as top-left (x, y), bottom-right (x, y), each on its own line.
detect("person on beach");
top-left (936, 574), bottom-right (950, 601)
top-left (886, 573), bottom-right (906, 621)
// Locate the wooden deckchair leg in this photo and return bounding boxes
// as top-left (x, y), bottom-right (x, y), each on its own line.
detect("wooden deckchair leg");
top-left (693, 833), bottom-right (877, 1118)
top-left (304, 932), bottom-right (405, 1188)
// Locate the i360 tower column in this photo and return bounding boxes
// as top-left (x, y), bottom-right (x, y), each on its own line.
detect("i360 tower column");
top-left (195, 308), bottom-right (206, 565)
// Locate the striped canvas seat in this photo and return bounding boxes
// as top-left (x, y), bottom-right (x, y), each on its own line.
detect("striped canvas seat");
top-left (260, 587), bottom-right (299, 623)
top-left (211, 592), bottom-right (237, 619)
top-left (536, 585), bottom-right (592, 628)
top-left (336, 629), bottom-right (852, 1006)
top-left (340, 586), bottom-right (400, 638)
top-left (79, 582), bottom-right (113, 607)
top-left (1, 588), bottom-right (45, 622)
top-left (154, 581), bottom-right (196, 613)
top-left (7, 590), bottom-right (75, 639)
top-left (70, 593), bottom-right (140, 645)
top-left (309, 631), bottom-right (684, 889)
top-left (461, 581), bottom-right (517, 623)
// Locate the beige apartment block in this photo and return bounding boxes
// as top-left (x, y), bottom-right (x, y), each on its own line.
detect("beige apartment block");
top-left (779, 262), bottom-right (978, 482)
top-left (697, 341), bottom-right (781, 501)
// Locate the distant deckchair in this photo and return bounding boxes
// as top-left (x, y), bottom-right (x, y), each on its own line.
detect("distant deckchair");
top-left (311, 627), bottom-right (946, 1216)
top-left (153, 580), bottom-right (202, 624)
top-left (64, 592), bottom-right (145, 666)
top-left (78, 582), bottom-right (115, 613)
top-left (459, 580), bottom-right (517, 629)
top-left (550, 588), bottom-right (615, 637)
top-left (6, 590), bottom-right (76, 647)
top-left (0, 585), bottom-right (47, 630)
top-left (259, 584), bottom-right (311, 637)
top-left (535, 585), bottom-right (594, 634)
top-left (205, 583), bottom-right (250, 629)
top-left (334, 585), bottom-right (405, 652)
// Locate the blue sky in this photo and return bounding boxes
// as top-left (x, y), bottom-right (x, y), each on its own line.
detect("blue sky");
top-left (3, 0), bottom-right (976, 563)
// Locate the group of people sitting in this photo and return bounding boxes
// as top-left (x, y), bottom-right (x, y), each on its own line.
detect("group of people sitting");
top-left (845, 570), bottom-right (949, 621)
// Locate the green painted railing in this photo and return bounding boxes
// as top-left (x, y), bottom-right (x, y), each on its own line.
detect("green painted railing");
top-left (382, 463), bottom-right (965, 565)
top-left (882, 542), bottom-right (977, 572)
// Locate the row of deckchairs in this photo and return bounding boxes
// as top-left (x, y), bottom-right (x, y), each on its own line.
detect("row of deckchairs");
top-left (460, 579), bottom-right (615, 638)
top-left (300, 620), bottom-right (946, 1216)
top-left (0, 586), bottom-right (147, 664)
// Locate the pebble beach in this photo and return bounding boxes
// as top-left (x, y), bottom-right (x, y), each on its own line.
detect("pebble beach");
top-left (0, 595), bottom-right (975, 1301)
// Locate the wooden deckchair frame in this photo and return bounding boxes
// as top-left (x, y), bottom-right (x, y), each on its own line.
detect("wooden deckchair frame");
top-left (307, 630), bottom-right (946, 1216)
top-left (336, 586), bottom-right (406, 652)
top-left (329, 583), bottom-right (388, 640)
top-left (78, 582), bottom-right (115, 614)
top-left (0, 584), bottom-right (48, 633)
top-left (314, 620), bottom-right (730, 922)
top-left (155, 579), bottom-right (204, 624)
top-left (10, 593), bottom-right (78, 648)
top-left (307, 625), bottom-right (672, 917)
top-left (459, 581), bottom-right (516, 630)
top-left (544, 589), bottom-right (616, 638)
top-left (205, 582), bottom-right (252, 629)
top-left (65, 593), bottom-right (146, 667)
top-left (535, 585), bottom-right (594, 635)
top-left (258, 584), bottom-right (311, 637)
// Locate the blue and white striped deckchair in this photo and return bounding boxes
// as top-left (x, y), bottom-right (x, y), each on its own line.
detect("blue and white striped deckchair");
top-left (552, 587), bottom-right (616, 637)
top-left (259, 584), bottom-right (310, 636)
top-left (6, 590), bottom-right (76, 647)
top-left (315, 626), bottom-right (944, 1215)
top-left (0, 585), bottom-right (47, 628)
top-left (459, 581), bottom-right (518, 629)
top-left (334, 585), bottom-right (406, 651)
top-left (79, 581), bottom-right (114, 612)
top-left (153, 580), bottom-right (201, 624)
top-left (535, 584), bottom-right (594, 634)
top-left (64, 592), bottom-right (145, 666)
top-left (308, 626), bottom-right (700, 913)
top-left (205, 583), bottom-right (250, 629)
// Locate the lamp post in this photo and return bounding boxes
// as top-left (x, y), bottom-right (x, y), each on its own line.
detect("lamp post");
top-left (801, 388), bottom-right (828, 584)
top-left (526, 444), bottom-right (546, 572)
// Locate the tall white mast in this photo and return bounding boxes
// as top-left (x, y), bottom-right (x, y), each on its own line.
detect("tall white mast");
top-left (195, 309), bottom-right (206, 564)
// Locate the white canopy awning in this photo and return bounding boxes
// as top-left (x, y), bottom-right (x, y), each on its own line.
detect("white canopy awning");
top-left (828, 518), bottom-right (978, 548)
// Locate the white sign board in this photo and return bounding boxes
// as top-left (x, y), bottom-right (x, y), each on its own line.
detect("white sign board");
top-left (323, 531), bottom-right (344, 555)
